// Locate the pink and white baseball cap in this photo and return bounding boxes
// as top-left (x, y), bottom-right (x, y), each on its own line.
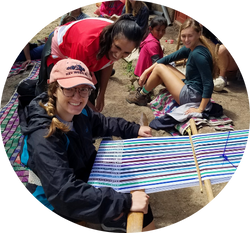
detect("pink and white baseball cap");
top-left (48, 58), bottom-right (96, 89)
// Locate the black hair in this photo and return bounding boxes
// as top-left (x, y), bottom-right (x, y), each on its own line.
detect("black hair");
top-left (149, 16), bottom-right (168, 29)
top-left (97, 14), bottom-right (143, 60)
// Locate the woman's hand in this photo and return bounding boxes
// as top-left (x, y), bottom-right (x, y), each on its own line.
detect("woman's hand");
top-left (138, 126), bottom-right (152, 137)
top-left (138, 63), bottom-right (157, 86)
top-left (185, 107), bottom-right (203, 115)
top-left (21, 60), bottom-right (31, 69)
top-left (130, 191), bottom-right (149, 214)
top-left (138, 73), bottom-right (147, 87)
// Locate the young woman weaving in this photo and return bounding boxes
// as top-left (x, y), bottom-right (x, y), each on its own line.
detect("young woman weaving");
top-left (19, 58), bottom-right (155, 232)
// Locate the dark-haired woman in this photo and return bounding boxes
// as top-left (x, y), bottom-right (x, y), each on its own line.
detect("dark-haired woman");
top-left (35, 15), bottom-right (143, 112)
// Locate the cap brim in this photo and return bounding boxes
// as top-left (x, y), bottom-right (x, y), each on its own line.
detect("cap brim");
top-left (57, 77), bottom-right (96, 89)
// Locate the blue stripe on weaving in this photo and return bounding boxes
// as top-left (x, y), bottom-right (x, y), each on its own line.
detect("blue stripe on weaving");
top-left (88, 129), bottom-right (249, 193)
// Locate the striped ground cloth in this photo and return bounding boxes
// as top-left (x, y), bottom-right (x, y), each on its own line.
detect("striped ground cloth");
top-left (88, 129), bottom-right (249, 194)
top-left (7, 60), bottom-right (39, 78)
top-left (1, 61), bottom-right (41, 185)
top-left (149, 88), bottom-right (234, 136)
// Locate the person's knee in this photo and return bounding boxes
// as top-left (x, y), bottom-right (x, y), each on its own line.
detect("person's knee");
top-left (154, 63), bottom-right (170, 74)
top-left (218, 44), bottom-right (228, 57)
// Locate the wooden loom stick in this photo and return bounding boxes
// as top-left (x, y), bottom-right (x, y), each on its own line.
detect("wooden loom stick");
top-left (126, 113), bottom-right (148, 233)
top-left (186, 126), bottom-right (203, 193)
top-left (189, 118), bottom-right (214, 202)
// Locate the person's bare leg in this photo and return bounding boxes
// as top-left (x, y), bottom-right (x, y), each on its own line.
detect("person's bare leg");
top-left (144, 64), bottom-right (185, 104)
top-left (218, 45), bottom-right (238, 77)
top-left (142, 220), bottom-right (156, 231)
top-left (217, 45), bottom-right (230, 77)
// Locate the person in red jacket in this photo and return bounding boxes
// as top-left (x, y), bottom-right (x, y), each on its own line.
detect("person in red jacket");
top-left (35, 15), bottom-right (143, 112)
top-left (99, 0), bottom-right (125, 19)
top-left (126, 16), bottom-right (167, 104)
top-left (134, 16), bottom-right (168, 78)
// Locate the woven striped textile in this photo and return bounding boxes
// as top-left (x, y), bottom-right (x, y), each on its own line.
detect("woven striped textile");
top-left (1, 61), bottom-right (41, 185)
top-left (88, 129), bottom-right (249, 194)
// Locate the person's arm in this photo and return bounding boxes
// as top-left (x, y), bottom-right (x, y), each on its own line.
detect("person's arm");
top-left (185, 48), bottom-right (214, 114)
top-left (157, 46), bottom-right (190, 65)
top-left (86, 103), bottom-right (152, 139)
top-left (27, 131), bottom-right (133, 223)
top-left (185, 98), bottom-right (210, 114)
top-left (95, 64), bottom-right (114, 112)
top-left (137, 41), bottom-right (159, 86)
top-left (20, 43), bottom-right (32, 68)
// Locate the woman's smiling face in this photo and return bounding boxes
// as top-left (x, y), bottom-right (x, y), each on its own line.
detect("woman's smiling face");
top-left (107, 36), bottom-right (136, 62)
top-left (54, 84), bottom-right (89, 122)
top-left (181, 27), bottom-right (201, 51)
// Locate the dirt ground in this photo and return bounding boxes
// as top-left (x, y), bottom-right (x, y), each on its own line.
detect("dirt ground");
top-left (1, 3), bottom-right (249, 232)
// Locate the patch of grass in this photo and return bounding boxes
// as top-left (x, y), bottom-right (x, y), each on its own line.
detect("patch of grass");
top-left (124, 61), bottom-right (138, 92)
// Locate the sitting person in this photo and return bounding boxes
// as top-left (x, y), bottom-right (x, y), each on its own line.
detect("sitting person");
top-left (127, 18), bottom-right (216, 117)
top-left (18, 58), bottom-right (155, 232)
top-left (127, 16), bottom-right (168, 104)
top-left (99, 0), bottom-right (125, 19)
top-left (15, 43), bottom-right (44, 68)
top-left (213, 44), bottom-right (239, 91)
top-left (202, 26), bottom-right (239, 91)
top-left (111, 0), bottom-right (149, 38)
top-left (134, 16), bottom-right (168, 77)
top-left (15, 10), bottom-right (78, 68)
top-left (60, 7), bottom-right (89, 25)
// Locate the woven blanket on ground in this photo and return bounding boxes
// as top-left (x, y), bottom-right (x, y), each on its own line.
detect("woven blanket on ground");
top-left (1, 61), bottom-right (41, 185)
top-left (149, 88), bottom-right (234, 136)
top-left (7, 60), bottom-right (40, 78)
top-left (88, 129), bottom-right (249, 194)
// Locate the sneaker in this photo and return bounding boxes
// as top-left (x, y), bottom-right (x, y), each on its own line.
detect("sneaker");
top-left (101, 214), bottom-right (126, 232)
top-left (126, 90), bottom-right (148, 106)
top-left (214, 76), bottom-right (227, 91)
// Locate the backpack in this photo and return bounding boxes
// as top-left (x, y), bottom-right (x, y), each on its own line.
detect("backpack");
top-left (17, 79), bottom-right (37, 97)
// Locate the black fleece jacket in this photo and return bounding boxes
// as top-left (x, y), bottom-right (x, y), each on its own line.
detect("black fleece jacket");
top-left (18, 92), bottom-right (140, 223)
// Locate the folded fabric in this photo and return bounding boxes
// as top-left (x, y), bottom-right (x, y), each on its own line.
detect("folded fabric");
top-left (149, 88), bottom-right (233, 135)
